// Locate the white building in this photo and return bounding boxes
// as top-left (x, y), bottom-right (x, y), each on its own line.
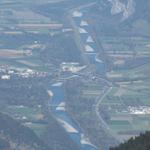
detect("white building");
top-left (1, 75), bottom-right (10, 80)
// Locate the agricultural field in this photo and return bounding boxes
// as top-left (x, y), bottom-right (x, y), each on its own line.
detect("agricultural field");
top-left (81, 83), bottom-right (104, 98)
top-left (0, 0), bottom-right (82, 72)
top-left (3, 105), bottom-right (47, 137)
top-left (0, 1), bottom-right (83, 146)
top-left (0, 0), bottom-right (64, 72)
top-left (99, 36), bottom-right (150, 141)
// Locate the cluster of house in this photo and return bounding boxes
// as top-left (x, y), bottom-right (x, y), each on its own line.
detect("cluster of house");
top-left (0, 65), bottom-right (48, 80)
top-left (60, 62), bottom-right (86, 73)
top-left (128, 106), bottom-right (150, 115)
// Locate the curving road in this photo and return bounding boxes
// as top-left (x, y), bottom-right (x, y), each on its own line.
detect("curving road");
top-left (48, 1), bottom-right (121, 150)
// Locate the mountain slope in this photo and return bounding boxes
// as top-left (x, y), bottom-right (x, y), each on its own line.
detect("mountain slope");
top-left (94, 0), bottom-right (150, 36)
top-left (0, 112), bottom-right (50, 150)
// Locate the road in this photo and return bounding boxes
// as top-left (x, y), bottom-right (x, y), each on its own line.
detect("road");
top-left (66, 1), bottom-right (123, 143)
top-left (48, 1), bottom-right (121, 149)
top-left (94, 86), bottom-right (123, 142)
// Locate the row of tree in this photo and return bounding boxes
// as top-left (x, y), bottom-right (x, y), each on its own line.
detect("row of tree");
top-left (110, 131), bottom-right (150, 150)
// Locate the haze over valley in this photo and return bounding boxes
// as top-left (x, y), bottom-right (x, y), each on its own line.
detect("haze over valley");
top-left (0, 0), bottom-right (150, 150)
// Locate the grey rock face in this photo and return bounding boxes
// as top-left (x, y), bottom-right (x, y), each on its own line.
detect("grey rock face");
top-left (108, 0), bottom-right (136, 20)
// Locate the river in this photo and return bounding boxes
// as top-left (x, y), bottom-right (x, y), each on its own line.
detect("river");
top-left (48, 52), bottom-right (105, 150)
top-left (48, 81), bottom-right (97, 150)
top-left (48, 8), bottom-right (107, 150)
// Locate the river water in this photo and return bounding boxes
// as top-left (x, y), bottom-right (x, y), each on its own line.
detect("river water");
top-left (48, 10), bottom-right (107, 150)
top-left (48, 55), bottom-right (105, 150)
top-left (48, 82), bottom-right (97, 150)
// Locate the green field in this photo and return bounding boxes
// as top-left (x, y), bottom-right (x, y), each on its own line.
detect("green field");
top-left (99, 36), bottom-right (150, 140)
top-left (4, 105), bottom-right (47, 137)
